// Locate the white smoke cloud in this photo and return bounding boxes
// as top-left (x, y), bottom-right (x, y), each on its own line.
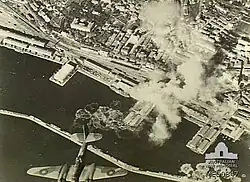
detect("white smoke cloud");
top-left (198, 71), bottom-right (239, 103)
top-left (139, 0), bottom-right (182, 51)
top-left (139, 0), bottom-right (196, 59)
top-left (131, 0), bottom-right (239, 145)
top-left (149, 115), bottom-right (171, 146)
top-left (176, 55), bottom-right (204, 100)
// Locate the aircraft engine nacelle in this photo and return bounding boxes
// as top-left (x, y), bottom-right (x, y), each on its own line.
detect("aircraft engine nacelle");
top-left (82, 163), bottom-right (96, 182)
top-left (57, 164), bottom-right (69, 182)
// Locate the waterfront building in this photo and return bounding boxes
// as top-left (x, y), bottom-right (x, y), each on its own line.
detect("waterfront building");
top-left (0, 28), bottom-right (47, 47)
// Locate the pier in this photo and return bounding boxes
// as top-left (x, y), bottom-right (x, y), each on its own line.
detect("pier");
top-left (49, 62), bottom-right (78, 86)
top-left (0, 25), bottom-right (146, 98)
top-left (123, 101), bottom-right (155, 128)
top-left (182, 97), bottom-right (249, 155)
top-left (0, 109), bottom-right (198, 182)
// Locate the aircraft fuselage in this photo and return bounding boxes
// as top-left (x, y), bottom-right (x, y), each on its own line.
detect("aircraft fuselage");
top-left (71, 142), bottom-right (87, 181)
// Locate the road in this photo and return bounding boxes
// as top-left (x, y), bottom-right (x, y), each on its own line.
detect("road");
top-left (56, 39), bottom-right (149, 81)
top-left (0, 1), bottom-right (47, 38)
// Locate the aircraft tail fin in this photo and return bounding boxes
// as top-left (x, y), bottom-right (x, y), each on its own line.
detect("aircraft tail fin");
top-left (71, 133), bottom-right (102, 143)
top-left (71, 125), bottom-right (102, 143)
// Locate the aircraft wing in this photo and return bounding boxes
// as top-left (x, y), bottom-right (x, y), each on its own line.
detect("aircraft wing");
top-left (28, 165), bottom-right (127, 181)
top-left (79, 166), bottom-right (128, 181)
top-left (20, 116), bottom-right (129, 177)
top-left (27, 166), bottom-right (62, 180)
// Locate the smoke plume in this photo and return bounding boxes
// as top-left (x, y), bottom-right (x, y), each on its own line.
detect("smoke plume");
top-left (149, 115), bottom-right (172, 146)
top-left (131, 0), bottom-right (239, 145)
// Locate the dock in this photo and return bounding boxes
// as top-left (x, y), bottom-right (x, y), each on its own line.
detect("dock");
top-left (182, 99), bottom-right (249, 155)
top-left (0, 25), bottom-right (146, 98)
top-left (49, 62), bottom-right (78, 86)
top-left (187, 125), bottom-right (221, 154)
top-left (0, 34), bottom-right (133, 97)
top-left (123, 101), bottom-right (155, 128)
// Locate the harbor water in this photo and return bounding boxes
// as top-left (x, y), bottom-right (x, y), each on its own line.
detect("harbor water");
top-left (0, 47), bottom-right (249, 182)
